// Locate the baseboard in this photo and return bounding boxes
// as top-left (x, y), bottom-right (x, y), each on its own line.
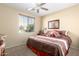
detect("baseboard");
top-left (70, 46), bottom-right (79, 50)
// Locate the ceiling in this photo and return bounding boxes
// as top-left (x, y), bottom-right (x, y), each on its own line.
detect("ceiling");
top-left (0, 3), bottom-right (77, 16)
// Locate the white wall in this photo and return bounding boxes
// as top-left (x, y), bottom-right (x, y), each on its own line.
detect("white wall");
top-left (0, 5), bottom-right (41, 48)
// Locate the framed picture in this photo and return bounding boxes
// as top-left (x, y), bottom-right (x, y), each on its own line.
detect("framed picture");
top-left (48, 20), bottom-right (59, 29)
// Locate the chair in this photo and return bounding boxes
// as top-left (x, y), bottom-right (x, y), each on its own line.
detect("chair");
top-left (0, 34), bottom-right (6, 56)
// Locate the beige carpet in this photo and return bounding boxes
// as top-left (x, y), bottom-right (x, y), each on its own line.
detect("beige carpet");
top-left (67, 47), bottom-right (79, 56)
top-left (6, 45), bottom-right (79, 56)
top-left (6, 45), bottom-right (36, 56)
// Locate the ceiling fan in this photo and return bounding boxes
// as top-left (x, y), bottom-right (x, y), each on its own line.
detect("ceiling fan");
top-left (27, 3), bottom-right (48, 13)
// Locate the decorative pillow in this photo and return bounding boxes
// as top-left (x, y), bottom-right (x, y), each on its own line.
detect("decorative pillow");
top-left (44, 30), bottom-right (68, 37)
top-left (50, 30), bottom-right (61, 38)
top-left (55, 30), bottom-right (66, 35)
top-left (54, 29), bottom-right (69, 36)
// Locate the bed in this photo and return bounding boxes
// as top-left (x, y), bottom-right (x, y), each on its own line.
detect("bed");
top-left (26, 30), bottom-right (72, 56)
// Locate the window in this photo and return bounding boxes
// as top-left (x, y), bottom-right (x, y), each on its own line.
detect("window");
top-left (18, 14), bottom-right (35, 32)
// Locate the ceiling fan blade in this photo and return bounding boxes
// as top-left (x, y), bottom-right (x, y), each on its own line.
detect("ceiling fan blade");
top-left (39, 3), bottom-right (46, 6)
top-left (37, 9), bottom-right (39, 13)
top-left (41, 7), bottom-right (48, 11)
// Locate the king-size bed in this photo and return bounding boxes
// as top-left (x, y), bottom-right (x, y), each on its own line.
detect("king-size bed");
top-left (26, 30), bottom-right (72, 56)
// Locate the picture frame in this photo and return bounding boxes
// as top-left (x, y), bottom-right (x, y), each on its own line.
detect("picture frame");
top-left (48, 20), bottom-right (59, 29)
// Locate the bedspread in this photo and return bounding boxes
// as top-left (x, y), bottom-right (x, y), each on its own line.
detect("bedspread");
top-left (27, 35), bottom-right (71, 56)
